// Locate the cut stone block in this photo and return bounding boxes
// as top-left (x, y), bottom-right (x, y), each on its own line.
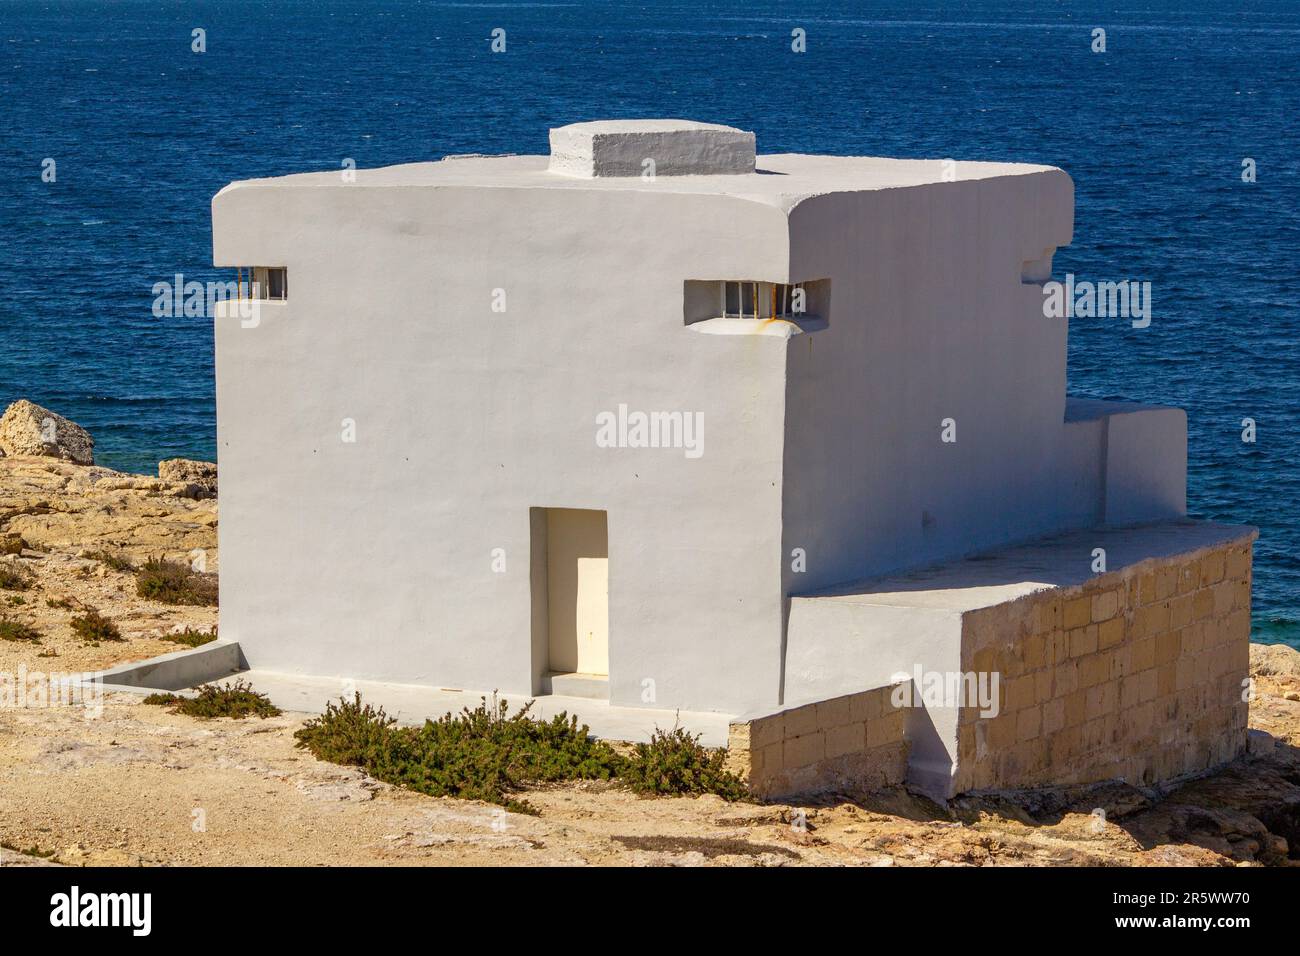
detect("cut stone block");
top-left (785, 521), bottom-right (1255, 799)
top-left (726, 683), bottom-right (910, 798)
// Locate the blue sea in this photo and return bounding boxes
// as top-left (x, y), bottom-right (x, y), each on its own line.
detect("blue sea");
top-left (1, 1), bottom-right (1297, 644)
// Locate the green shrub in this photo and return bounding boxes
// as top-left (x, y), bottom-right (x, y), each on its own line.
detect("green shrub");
top-left (0, 565), bottom-right (33, 592)
top-left (69, 609), bottom-right (123, 643)
top-left (296, 694), bottom-right (624, 814)
top-left (144, 679), bottom-right (281, 720)
top-left (160, 626), bottom-right (218, 648)
top-left (619, 725), bottom-right (749, 801)
top-left (0, 536), bottom-right (26, 556)
top-left (0, 841), bottom-right (56, 860)
top-left (45, 597), bottom-right (72, 610)
top-left (0, 617), bottom-right (41, 643)
top-left (85, 549), bottom-right (134, 572)
top-left (296, 694), bottom-right (747, 812)
top-left (135, 557), bottom-right (217, 606)
top-left (294, 694), bottom-right (399, 766)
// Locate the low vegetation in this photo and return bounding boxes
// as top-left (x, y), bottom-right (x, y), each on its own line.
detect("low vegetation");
top-left (295, 693), bottom-right (748, 813)
top-left (295, 694), bottom-right (623, 813)
top-left (0, 617), bottom-right (41, 643)
top-left (160, 626), bottom-right (218, 648)
top-left (143, 679), bottom-right (281, 720)
top-left (618, 725), bottom-right (750, 801)
top-left (0, 841), bottom-right (56, 861)
top-left (69, 608), bottom-right (123, 643)
top-left (0, 564), bottom-right (33, 591)
top-left (0, 536), bottom-right (26, 556)
top-left (135, 557), bottom-right (217, 606)
top-left (85, 549), bottom-right (134, 572)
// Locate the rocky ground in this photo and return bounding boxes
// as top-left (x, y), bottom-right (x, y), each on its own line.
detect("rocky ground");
top-left (1, 403), bottom-right (1298, 867)
top-left (0, 675), bottom-right (1295, 867)
top-left (0, 455), bottom-right (217, 675)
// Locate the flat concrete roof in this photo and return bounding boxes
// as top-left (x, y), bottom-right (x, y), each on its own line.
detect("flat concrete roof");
top-left (217, 152), bottom-right (1063, 212)
top-left (797, 521), bottom-right (1257, 613)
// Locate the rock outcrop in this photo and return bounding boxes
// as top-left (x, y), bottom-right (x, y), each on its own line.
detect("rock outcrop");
top-left (0, 450), bottom-right (220, 676)
top-left (1250, 641), bottom-right (1300, 679)
top-left (0, 456), bottom-right (217, 563)
top-left (0, 400), bottom-right (94, 464)
top-left (158, 458), bottom-right (218, 498)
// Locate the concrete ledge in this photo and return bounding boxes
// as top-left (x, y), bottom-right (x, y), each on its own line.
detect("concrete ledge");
top-left (90, 640), bottom-right (245, 692)
top-left (541, 671), bottom-right (609, 700)
top-left (687, 316), bottom-right (827, 337)
top-left (71, 647), bottom-right (732, 745)
top-left (233, 669), bottom-right (733, 746)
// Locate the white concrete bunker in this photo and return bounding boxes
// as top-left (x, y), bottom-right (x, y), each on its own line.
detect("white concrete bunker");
top-left (211, 119), bottom-right (1252, 798)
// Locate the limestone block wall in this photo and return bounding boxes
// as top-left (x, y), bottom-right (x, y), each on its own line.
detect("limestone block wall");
top-left (726, 683), bottom-right (909, 798)
top-left (955, 537), bottom-right (1253, 793)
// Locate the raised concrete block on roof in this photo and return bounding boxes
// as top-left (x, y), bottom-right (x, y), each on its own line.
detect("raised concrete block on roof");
top-left (1104, 405), bottom-right (1187, 524)
top-left (1063, 398), bottom-right (1187, 525)
top-left (547, 119), bottom-right (756, 178)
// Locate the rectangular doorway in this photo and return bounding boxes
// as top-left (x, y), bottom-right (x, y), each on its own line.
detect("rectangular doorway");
top-left (544, 508), bottom-right (609, 677)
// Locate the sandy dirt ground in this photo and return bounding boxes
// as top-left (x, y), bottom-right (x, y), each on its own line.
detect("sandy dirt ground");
top-left (0, 686), bottom-right (1297, 867)
top-left (2, 452), bottom-right (1299, 867)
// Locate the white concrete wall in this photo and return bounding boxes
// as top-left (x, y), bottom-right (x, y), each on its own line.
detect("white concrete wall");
top-left (1105, 406), bottom-right (1187, 524)
top-left (780, 170), bottom-right (1076, 597)
top-left (784, 598), bottom-right (963, 793)
top-left (1058, 411), bottom-right (1107, 530)
top-left (213, 179), bottom-right (793, 714)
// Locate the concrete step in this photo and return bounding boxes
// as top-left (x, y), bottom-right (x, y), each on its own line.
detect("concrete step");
top-left (543, 671), bottom-right (609, 700)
